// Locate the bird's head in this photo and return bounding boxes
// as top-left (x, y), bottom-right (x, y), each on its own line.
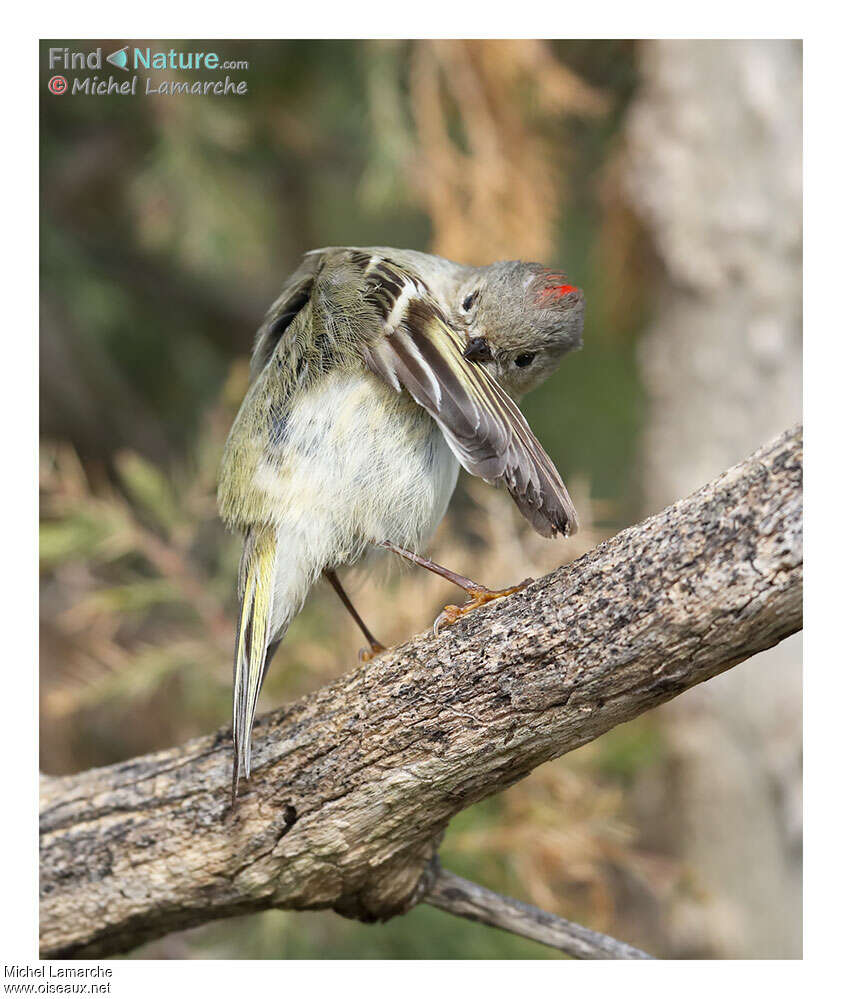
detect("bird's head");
top-left (456, 261), bottom-right (584, 397)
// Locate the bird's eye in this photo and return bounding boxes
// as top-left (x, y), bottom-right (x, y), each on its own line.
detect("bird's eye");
top-left (515, 352), bottom-right (536, 368)
top-left (462, 291), bottom-right (478, 311)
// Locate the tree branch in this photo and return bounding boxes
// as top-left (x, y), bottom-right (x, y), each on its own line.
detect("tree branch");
top-left (425, 867), bottom-right (654, 959)
top-left (39, 426), bottom-right (803, 959)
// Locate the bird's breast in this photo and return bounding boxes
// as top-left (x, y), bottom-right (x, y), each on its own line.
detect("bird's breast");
top-left (253, 369), bottom-right (459, 556)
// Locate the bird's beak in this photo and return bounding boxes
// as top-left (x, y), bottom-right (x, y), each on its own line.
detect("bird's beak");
top-left (463, 336), bottom-right (493, 362)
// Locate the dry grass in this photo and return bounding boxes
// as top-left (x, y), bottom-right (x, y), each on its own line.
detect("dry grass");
top-left (363, 40), bottom-right (608, 266)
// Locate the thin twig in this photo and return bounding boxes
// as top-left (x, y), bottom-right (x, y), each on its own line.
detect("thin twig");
top-left (425, 867), bottom-right (654, 960)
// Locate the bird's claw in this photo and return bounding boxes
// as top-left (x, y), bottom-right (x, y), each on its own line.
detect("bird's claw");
top-left (432, 578), bottom-right (535, 636)
top-left (434, 605), bottom-right (461, 637)
top-left (358, 641), bottom-right (387, 663)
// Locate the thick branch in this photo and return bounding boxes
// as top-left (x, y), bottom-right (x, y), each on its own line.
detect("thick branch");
top-left (426, 868), bottom-right (653, 959)
top-left (39, 426), bottom-right (803, 958)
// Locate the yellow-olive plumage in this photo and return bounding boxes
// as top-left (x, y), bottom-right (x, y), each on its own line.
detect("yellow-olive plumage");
top-left (218, 247), bottom-right (584, 788)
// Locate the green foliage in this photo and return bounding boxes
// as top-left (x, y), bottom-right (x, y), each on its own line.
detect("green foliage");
top-left (115, 453), bottom-right (182, 531)
top-left (595, 719), bottom-right (665, 784)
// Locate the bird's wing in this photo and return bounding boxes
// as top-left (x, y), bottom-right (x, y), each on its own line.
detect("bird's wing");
top-left (359, 255), bottom-right (578, 538)
top-left (218, 250), bottom-right (332, 528)
top-left (250, 250), bottom-right (327, 379)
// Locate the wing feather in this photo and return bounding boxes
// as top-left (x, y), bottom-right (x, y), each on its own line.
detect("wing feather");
top-left (360, 259), bottom-right (578, 538)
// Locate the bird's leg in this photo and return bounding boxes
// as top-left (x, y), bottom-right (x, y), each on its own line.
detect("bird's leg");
top-left (325, 570), bottom-right (386, 662)
top-left (378, 540), bottom-right (533, 635)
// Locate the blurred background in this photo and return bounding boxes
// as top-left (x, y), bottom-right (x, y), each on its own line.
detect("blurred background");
top-left (39, 39), bottom-right (802, 959)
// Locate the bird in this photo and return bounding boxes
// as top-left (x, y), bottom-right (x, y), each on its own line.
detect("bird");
top-left (218, 246), bottom-right (585, 793)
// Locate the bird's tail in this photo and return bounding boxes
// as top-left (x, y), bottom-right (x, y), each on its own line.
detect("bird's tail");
top-left (232, 527), bottom-right (280, 796)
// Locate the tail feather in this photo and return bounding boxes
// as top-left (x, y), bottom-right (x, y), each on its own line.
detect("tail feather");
top-left (232, 529), bottom-right (279, 794)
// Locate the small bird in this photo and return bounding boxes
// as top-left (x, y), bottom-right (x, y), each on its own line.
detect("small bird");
top-left (218, 247), bottom-right (584, 792)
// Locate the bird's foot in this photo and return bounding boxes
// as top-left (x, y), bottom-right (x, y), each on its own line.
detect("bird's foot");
top-left (433, 579), bottom-right (534, 636)
top-left (358, 641), bottom-right (387, 663)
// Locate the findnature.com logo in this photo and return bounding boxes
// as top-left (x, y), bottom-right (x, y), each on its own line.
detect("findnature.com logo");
top-left (46, 44), bottom-right (250, 97)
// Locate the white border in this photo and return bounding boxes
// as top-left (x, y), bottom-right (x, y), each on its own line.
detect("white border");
top-left (8, 3), bottom-right (834, 992)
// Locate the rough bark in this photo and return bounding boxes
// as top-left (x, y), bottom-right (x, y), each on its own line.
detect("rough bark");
top-left (39, 426), bottom-right (803, 959)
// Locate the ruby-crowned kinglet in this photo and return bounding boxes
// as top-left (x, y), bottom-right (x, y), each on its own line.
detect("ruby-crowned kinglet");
top-left (218, 247), bottom-right (584, 790)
